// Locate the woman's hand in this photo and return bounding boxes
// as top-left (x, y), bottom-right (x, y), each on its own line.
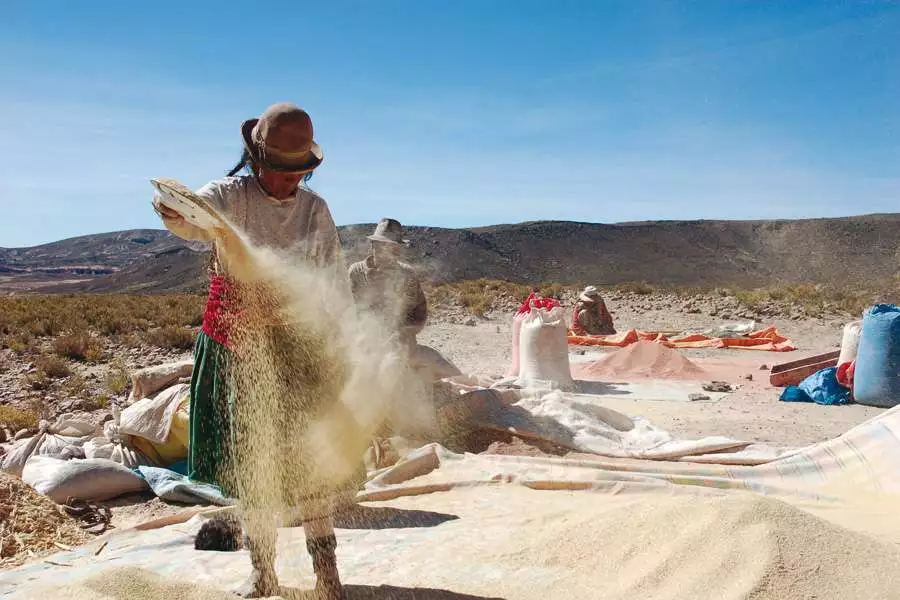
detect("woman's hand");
top-left (154, 201), bottom-right (185, 224)
top-left (151, 195), bottom-right (212, 243)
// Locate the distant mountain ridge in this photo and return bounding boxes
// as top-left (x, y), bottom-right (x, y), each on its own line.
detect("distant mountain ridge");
top-left (2, 214), bottom-right (898, 294)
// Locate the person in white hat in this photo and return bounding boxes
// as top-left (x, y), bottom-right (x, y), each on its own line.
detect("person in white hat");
top-left (348, 218), bottom-right (428, 348)
top-left (572, 285), bottom-right (617, 336)
top-left (153, 102), bottom-right (350, 599)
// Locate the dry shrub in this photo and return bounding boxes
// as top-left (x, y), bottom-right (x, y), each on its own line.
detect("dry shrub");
top-left (426, 279), bottom-right (591, 316)
top-left (537, 282), bottom-right (566, 300)
top-left (429, 279), bottom-right (533, 315)
top-left (25, 371), bottom-right (49, 391)
top-left (0, 406), bottom-right (39, 431)
top-left (614, 281), bottom-right (656, 295)
top-left (96, 314), bottom-right (135, 336)
top-left (160, 295), bottom-right (205, 327)
top-left (104, 361), bottom-right (130, 396)
top-left (729, 282), bottom-right (899, 317)
top-left (734, 289), bottom-right (769, 310)
top-left (54, 331), bottom-right (103, 362)
top-left (0, 294), bottom-right (205, 341)
top-left (115, 332), bottom-right (143, 348)
top-left (25, 398), bottom-right (48, 420)
top-left (459, 292), bottom-right (491, 317)
top-left (34, 354), bottom-right (72, 379)
top-left (1, 332), bottom-right (35, 355)
top-left (146, 326), bottom-right (197, 350)
top-left (77, 392), bottom-right (109, 412)
top-left (27, 318), bottom-right (66, 337)
top-left (672, 285), bottom-right (706, 297)
top-left (64, 374), bottom-right (88, 398)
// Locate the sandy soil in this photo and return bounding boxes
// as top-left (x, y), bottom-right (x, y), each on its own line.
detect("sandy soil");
top-left (419, 304), bottom-right (881, 448)
top-left (88, 306), bottom-right (877, 533)
top-left (0, 276), bottom-right (93, 293)
top-left (2, 299), bottom-right (880, 538)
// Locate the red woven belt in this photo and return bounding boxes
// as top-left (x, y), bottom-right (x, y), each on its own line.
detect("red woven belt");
top-left (202, 276), bottom-right (235, 348)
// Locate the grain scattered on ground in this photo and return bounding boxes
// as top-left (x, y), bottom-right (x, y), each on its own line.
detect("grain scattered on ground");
top-left (0, 471), bottom-right (89, 568)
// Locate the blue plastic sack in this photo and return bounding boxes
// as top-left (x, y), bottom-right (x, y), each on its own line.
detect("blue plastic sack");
top-left (780, 386), bottom-right (811, 403)
top-left (854, 304), bottom-right (900, 408)
top-left (780, 367), bottom-right (851, 405)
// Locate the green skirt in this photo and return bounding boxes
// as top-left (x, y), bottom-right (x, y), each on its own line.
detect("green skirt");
top-left (188, 330), bottom-right (236, 495)
top-left (188, 329), bottom-right (368, 506)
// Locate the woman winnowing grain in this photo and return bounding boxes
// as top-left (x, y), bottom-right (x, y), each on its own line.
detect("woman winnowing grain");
top-left (153, 102), bottom-right (352, 599)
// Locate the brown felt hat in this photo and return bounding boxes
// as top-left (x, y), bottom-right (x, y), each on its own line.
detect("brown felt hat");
top-left (241, 102), bottom-right (324, 173)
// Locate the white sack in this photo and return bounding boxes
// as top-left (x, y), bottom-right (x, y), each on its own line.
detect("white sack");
top-left (128, 359), bottom-right (193, 403)
top-left (83, 406), bottom-right (156, 469)
top-left (23, 455), bottom-right (149, 503)
top-left (83, 437), bottom-right (153, 469)
top-left (507, 311), bottom-right (527, 377)
top-left (0, 416), bottom-right (100, 477)
top-left (839, 320), bottom-right (863, 366)
top-left (119, 383), bottom-right (190, 444)
top-left (516, 306), bottom-right (574, 390)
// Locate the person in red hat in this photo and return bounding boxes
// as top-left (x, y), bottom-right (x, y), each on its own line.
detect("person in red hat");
top-left (154, 102), bottom-right (349, 599)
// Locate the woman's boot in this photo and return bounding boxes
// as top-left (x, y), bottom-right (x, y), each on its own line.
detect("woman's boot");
top-left (307, 534), bottom-right (343, 600)
top-left (236, 515), bottom-right (279, 598)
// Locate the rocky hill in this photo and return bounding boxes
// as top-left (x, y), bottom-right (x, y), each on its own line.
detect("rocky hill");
top-left (0, 230), bottom-right (208, 293)
top-left (2, 214), bottom-right (898, 294)
top-left (0, 230), bottom-right (198, 270)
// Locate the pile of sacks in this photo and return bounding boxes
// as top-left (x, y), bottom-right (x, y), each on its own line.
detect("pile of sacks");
top-left (781, 303), bottom-right (900, 408)
top-left (2, 346), bottom-right (464, 507)
top-left (850, 304), bottom-right (900, 408)
top-left (1, 361), bottom-right (194, 504)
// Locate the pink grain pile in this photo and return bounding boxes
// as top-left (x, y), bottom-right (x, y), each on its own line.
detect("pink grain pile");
top-left (575, 341), bottom-right (711, 381)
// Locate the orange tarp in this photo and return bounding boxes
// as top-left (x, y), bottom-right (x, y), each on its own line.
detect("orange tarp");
top-left (567, 326), bottom-right (796, 352)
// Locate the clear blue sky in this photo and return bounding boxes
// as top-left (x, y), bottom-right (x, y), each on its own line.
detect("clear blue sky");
top-left (1, 1), bottom-right (898, 247)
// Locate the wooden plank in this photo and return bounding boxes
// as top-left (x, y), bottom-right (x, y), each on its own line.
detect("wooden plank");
top-left (769, 351), bottom-right (840, 387)
top-left (131, 506), bottom-right (225, 531)
top-left (770, 350), bottom-right (840, 375)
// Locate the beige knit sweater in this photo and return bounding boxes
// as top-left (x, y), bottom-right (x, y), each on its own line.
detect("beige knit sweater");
top-left (154, 175), bottom-right (346, 279)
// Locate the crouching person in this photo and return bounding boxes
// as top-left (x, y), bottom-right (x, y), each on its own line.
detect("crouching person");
top-left (572, 286), bottom-right (616, 336)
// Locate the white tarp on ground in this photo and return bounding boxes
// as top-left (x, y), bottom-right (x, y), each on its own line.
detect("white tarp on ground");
top-left (437, 377), bottom-right (795, 465)
top-left (3, 372), bottom-right (778, 507)
top-left (2, 403), bottom-right (900, 600)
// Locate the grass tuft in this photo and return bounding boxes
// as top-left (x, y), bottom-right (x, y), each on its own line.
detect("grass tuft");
top-left (145, 326), bottom-right (197, 350)
top-left (0, 406), bottom-right (39, 431)
top-left (54, 331), bottom-right (104, 362)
